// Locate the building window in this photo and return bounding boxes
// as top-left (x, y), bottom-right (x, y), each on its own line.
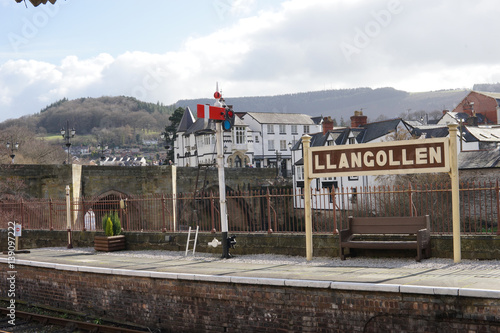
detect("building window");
top-left (268, 140), bottom-right (275, 151)
top-left (303, 125), bottom-right (310, 134)
top-left (291, 125), bottom-right (298, 134)
top-left (204, 135), bottom-right (211, 146)
top-left (255, 135), bottom-right (259, 143)
top-left (279, 124), bottom-right (286, 134)
top-left (296, 166), bottom-right (304, 181)
top-left (235, 126), bottom-right (246, 144)
top-left (196, 136), bottom-right (203, 148)
top-left (280, 140), bottom-right (287, 151)
top-left (349, 137), bottom-right (356, 144)
top-left (267, 124), bottom-right (274, 134)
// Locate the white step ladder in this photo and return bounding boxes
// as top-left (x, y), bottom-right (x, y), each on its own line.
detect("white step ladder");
top-left (185, 225), bottom-right (199, 256)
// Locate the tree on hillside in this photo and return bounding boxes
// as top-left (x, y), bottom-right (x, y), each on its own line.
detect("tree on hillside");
top-left (161, 107), bottom-right (185, 163)
top-left (3, 96), bottom-right (175, 135)
top-left (166, 107), bottom-right (185, 135)
top-left (0, 126), bottom-right (66, 164)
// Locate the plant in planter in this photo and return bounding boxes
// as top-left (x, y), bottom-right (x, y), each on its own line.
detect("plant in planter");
top-left (94, 210), bottom-right (126, 252)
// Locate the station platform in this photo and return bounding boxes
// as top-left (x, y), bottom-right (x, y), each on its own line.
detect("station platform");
top-left (2, 247), bottom-right (500, 298)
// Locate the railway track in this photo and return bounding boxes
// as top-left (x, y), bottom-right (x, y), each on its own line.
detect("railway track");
top-left (0, 308), bottom-right (149, 332)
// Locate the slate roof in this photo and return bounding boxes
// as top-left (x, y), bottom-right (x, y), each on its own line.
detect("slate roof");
top-left (184, 118), bottom-right (214, 136)
top-left (358, 118), bottom-right (408, 142)
top-left (177, 107), bottom-right (196, 133)
top-left (458, 150), bottom-right (500, 169)
top-left (311, 116), bottom-right (323, 124)
top-left (412, 126), bottom-right (449, 139)
top-left (411, 125), bottom-right (480, 142)
top-left (294, 118), bottom-right (412, 150)
top-left (244, 112), bottom-right (315, 125)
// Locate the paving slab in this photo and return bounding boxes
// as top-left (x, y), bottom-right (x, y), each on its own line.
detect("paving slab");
top-left (2, 248), bottom-right (500, 297)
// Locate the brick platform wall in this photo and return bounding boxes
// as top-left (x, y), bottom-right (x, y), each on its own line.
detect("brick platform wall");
top-left (1, 264), bottom-right (499, 332)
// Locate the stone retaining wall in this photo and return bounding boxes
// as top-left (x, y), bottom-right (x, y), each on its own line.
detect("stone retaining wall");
top-left (2, 229), bottom-right (499, 260)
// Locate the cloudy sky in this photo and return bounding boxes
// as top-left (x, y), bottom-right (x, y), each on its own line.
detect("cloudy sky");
top-left (1, 0), bottom-right (499, 122)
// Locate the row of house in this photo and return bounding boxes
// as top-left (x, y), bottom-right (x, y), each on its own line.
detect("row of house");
top-left (173, 91), bottom-right (500, 208)
top-left (174, 90), bottom-right (500, 171)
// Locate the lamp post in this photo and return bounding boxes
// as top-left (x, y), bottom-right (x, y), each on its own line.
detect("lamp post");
top-left (6, 139), bottom-right (19, 164)
top-left (288, 141), bottom-right (294, 176)
top-left (61, 120), bottom-right (76, 164)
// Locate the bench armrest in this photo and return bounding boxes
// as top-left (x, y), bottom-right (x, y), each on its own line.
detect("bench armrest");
top-left (339, 229), bottom-right (353, 243)
top-left (417, 228), bottom-right (430, 246)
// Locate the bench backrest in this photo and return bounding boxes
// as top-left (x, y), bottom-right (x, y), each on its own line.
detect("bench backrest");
top-left (348, 215), bottom-right (430, 234)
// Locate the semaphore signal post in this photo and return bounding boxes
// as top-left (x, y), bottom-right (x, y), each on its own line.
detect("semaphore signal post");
top-left (302, 124), bottom-right (462, 263)
top-left (197, 90), bottom-right (235, 259)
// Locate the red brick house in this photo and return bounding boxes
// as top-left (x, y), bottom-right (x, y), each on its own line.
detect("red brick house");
top-left (452, 91), bottom-right (500, 125)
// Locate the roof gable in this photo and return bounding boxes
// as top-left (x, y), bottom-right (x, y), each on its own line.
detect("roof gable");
top-left (176, 107), bottom-right (196, 133)
top-left (360, 118), bottom-right (408, 142)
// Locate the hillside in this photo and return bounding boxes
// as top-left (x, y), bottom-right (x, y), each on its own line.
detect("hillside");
top-left (0, 86), bottom-right (487, 135)
top-left (0, 96), bottom-right (175, 135)
top-left (176, 87), bottom-right (470, 122)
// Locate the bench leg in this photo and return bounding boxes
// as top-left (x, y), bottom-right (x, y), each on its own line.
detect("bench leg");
top-left (340, 247), bottom-right (346, 260)
top-left (425, 245), bottom-right (431, 259)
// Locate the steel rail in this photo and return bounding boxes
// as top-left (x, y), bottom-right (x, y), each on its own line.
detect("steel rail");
top-left (0, 308), bottom-right (147, 333)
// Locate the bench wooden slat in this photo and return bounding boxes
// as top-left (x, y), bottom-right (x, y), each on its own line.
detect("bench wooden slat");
top-left (342, 241), bottom-right (418, 250)
top-left (339, 215), bottom-right (431, 262)
top-left (350, 216), bottom-right (428, 234)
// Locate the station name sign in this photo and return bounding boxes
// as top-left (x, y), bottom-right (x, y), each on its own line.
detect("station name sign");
top-left (309, 138), bottom-right (450, 178)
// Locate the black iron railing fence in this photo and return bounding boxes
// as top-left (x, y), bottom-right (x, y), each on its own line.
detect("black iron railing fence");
top-left (1, 181), bottom-right (498, 235)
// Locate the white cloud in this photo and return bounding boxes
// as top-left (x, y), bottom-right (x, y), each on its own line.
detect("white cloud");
top-left (1, 0), bottom-right (500, 122)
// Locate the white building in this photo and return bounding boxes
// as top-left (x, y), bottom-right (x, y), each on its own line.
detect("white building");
top-left (174, 107), bottom-right (322, 175)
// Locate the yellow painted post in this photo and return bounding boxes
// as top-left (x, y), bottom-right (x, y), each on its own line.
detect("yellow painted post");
top-left (302, 135), bottom-right (313, 261)
top-left (448, 124), bottom-right (461, 263)
top-left (172, 165), bottom-right (177, 232)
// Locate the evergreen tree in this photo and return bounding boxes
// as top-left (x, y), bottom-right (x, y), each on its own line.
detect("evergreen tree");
top-left (105, 217), bottom-right (114, 236)
top-left (163, 107), bottom-right (185, 163)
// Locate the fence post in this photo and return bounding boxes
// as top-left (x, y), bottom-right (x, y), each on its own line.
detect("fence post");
top-left (161, 194), bottom-right (166, 232)
top-left (210, 191), bottom-right (216, 232)
top-left (266, 187), bottom-right (272, 232)
top-left (497, 180), bottom-right (500, 236)
top-left (49, 199), bottom-right (53, 230)
top-left (20, 198), bottom-right (25, 228)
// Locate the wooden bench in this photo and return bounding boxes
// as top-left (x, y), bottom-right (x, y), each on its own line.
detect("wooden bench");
top-left (339, 215), bottom-right (431, 262)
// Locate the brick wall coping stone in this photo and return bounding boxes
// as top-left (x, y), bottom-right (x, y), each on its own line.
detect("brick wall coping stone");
top-left (2, 257), bottom-right (500, 299)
